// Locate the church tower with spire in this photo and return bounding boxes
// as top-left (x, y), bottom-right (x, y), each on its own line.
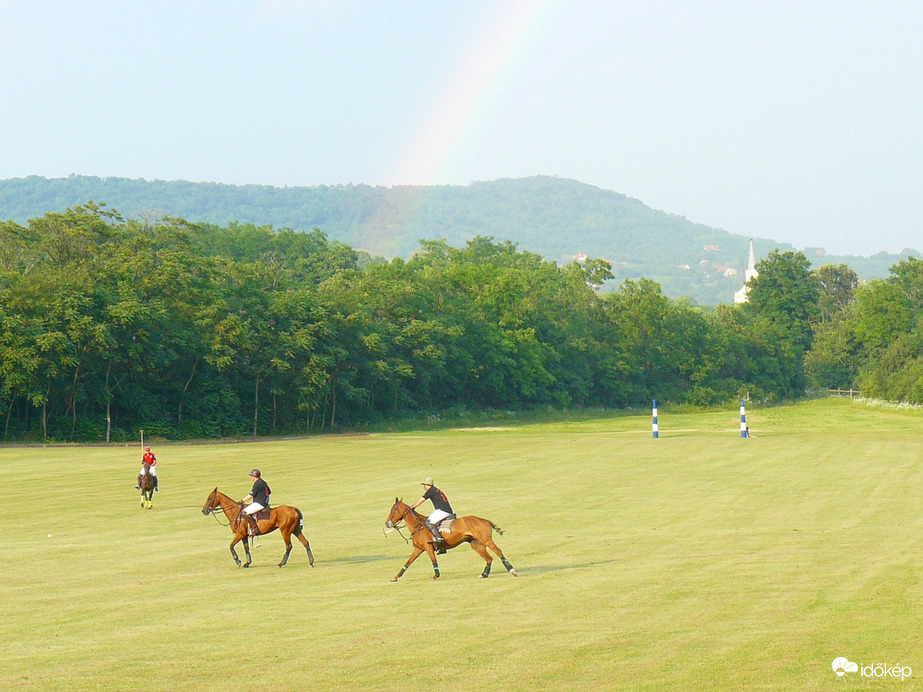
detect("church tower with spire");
top-left (734, 240), bottom-right (758, 304)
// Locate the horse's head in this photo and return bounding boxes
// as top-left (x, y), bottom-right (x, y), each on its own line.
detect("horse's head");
top-left (142, 461), bottom-right (151, 472)
top-left (202, 487), bottom-right (219, 516)
top-left (386, 497), bottom-right (409, 528)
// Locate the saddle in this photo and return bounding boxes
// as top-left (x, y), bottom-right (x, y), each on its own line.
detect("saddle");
top-left (434, 515), bottom-right (456, 535)
top-left (253, 507), bottom-right (271, 521)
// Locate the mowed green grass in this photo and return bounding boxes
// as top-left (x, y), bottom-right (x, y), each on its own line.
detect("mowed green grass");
top-left (1, 399), bottom-right (921, 691)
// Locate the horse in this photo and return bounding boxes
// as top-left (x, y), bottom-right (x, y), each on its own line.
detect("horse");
top-left (385, 498), bottom-right (517, 581)
top-left (201, 488), bottom-right (315, 568)
top-left (138, 461), bottom-right (154, 509)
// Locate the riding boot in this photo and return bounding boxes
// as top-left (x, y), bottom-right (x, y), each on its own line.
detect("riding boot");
top-left (248, 516), bottom-right (259, 537)
top-left (153, 476), bottom-right (159, 492)
top-left (427, 520), bottom-right (445, 552)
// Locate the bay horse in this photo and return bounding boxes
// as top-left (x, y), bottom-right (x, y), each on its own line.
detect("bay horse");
top-left (385, 498), bottom-right (516, 581)
top-left (201, 488), bottom-right (315, 568)
top-left (138, 462), bottom-right (154, 509)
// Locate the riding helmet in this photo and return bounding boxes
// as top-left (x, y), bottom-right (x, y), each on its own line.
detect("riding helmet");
top-left (421, 476), bottom-right (434, 486)
top-left (250, 468), bottom-right (261, 478)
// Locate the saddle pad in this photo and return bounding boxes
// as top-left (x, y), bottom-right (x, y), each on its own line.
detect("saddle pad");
top-left (439, 517), bottom-right (455, 534)
top-left (255, 508), bottom-right (271, 521)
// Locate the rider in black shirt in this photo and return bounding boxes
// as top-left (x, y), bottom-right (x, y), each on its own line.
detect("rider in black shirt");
top-left (411, 476), bottom-right (455, 552)
top-left (242, 468), bottom-right (271, 536)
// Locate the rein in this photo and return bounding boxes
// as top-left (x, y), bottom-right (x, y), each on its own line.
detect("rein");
top-left (206, 496), bottom-right (244, 528)
top-left (390, 504), bottom-right (427, 543)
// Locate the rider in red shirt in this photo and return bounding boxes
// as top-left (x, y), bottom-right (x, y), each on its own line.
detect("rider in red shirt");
top-left (136, 446), bottom-right (159, 491)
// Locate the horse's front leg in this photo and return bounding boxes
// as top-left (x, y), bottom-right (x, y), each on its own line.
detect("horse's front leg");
top-left (230, 532), bottom-right (252, 567)
top-left (392, 546), bottom-right (427, 582)
top-left (423, 544), bottom-right (442, 580)
top-left (229, 535), bottom-right (243, 567)
top-left (241, 536), bottom-right (253, 567)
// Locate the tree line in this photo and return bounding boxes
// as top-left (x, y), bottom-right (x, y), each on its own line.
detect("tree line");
top-left (6, 175), bottom-right (917, 306)
top-left (1, 204), bottom-right (920, 442)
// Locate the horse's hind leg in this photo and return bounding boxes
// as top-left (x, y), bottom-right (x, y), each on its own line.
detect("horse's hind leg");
top-left (485, 539), bottom-right (517, 576)
top-left (470, 540), bottom-right (493, 578)
top-left (278, 530), bottom-right (294, 568)
top-left (295, 530), bottom-right (315, 567)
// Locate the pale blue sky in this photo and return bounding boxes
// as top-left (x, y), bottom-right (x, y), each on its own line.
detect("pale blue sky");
top-left (1, 0), bottom-right (921, 256)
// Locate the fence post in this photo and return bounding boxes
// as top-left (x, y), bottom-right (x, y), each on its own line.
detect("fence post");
top-left (652, 399), bottom-right (659, 439)
top-left (740, 398), bottom-right (748, 438)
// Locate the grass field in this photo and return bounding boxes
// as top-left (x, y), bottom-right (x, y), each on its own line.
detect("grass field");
top-left (2, 399), bottom-right (921, 690)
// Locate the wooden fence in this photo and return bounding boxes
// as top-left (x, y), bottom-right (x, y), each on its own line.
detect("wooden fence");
top-left (826, 388), bottom-right (861, 398)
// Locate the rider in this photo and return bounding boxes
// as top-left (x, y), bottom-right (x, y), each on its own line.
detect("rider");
top-left (410, 476), bottom-right (455, 553)
top-left (242, 468), bottom-right (271, 536)
top-left (136, 446), bottom-right (158, 492)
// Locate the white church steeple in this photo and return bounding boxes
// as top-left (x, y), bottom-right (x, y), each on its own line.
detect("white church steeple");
top-left (734, 240), bottom-right (758, 304)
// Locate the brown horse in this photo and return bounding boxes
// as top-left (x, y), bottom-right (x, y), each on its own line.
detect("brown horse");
top-left (201, 488), bottom-right (315, 568)
top-left (385, 498), bottom-right (516, 581)
top-left (138, 462), bottom-right (154, 509)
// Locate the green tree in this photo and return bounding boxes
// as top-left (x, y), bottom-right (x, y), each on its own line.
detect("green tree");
top-left (804, 310), bottom-right (862, 390)
top-left (814, 263), bottom-right (859, 323)
top-left (745, 250), bottom-right (820, 351)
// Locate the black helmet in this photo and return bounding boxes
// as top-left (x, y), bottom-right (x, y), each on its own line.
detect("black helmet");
top-left (249, 468), bottom-right (261, 478)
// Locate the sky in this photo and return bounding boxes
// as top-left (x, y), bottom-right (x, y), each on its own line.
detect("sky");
top-left (1, 0), bottom-right (921, 256)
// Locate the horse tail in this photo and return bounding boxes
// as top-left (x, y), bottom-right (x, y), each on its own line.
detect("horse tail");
top-left (488, 520), bottom-right (505, 536)
top-left (296, 508), bottom-right (304, 531)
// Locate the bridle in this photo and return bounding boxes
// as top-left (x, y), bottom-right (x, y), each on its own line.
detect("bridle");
top-left (387, 502), bottom-right (426, 543)
top-left (203, 491), bottom-right (244, 528)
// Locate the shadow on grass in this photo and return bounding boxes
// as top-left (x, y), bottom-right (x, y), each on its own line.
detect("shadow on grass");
top-left (517, 559), bottom-right (619, 575)
top-left (322, 553), bottom-right (395, 565)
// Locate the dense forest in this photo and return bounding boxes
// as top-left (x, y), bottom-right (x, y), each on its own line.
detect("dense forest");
top-left (2, 175), bottom-right (917, 305)
top-left (1, 204), bottom-right (921, 443)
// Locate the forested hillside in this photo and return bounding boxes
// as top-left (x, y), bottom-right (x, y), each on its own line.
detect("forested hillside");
top-left (1, 205), bottom-right (921, 442)
top-left (2, 175), bottom-right (916, 304)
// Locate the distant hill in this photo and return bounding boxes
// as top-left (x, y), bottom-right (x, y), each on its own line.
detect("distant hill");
top-left (1, 175), bottom-right (917, 304)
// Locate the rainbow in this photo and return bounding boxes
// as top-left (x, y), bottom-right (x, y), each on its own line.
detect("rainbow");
top-left (390, 0), bottom-right (567, 186)
top-left (362, 0), bottom-right (567, 255)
